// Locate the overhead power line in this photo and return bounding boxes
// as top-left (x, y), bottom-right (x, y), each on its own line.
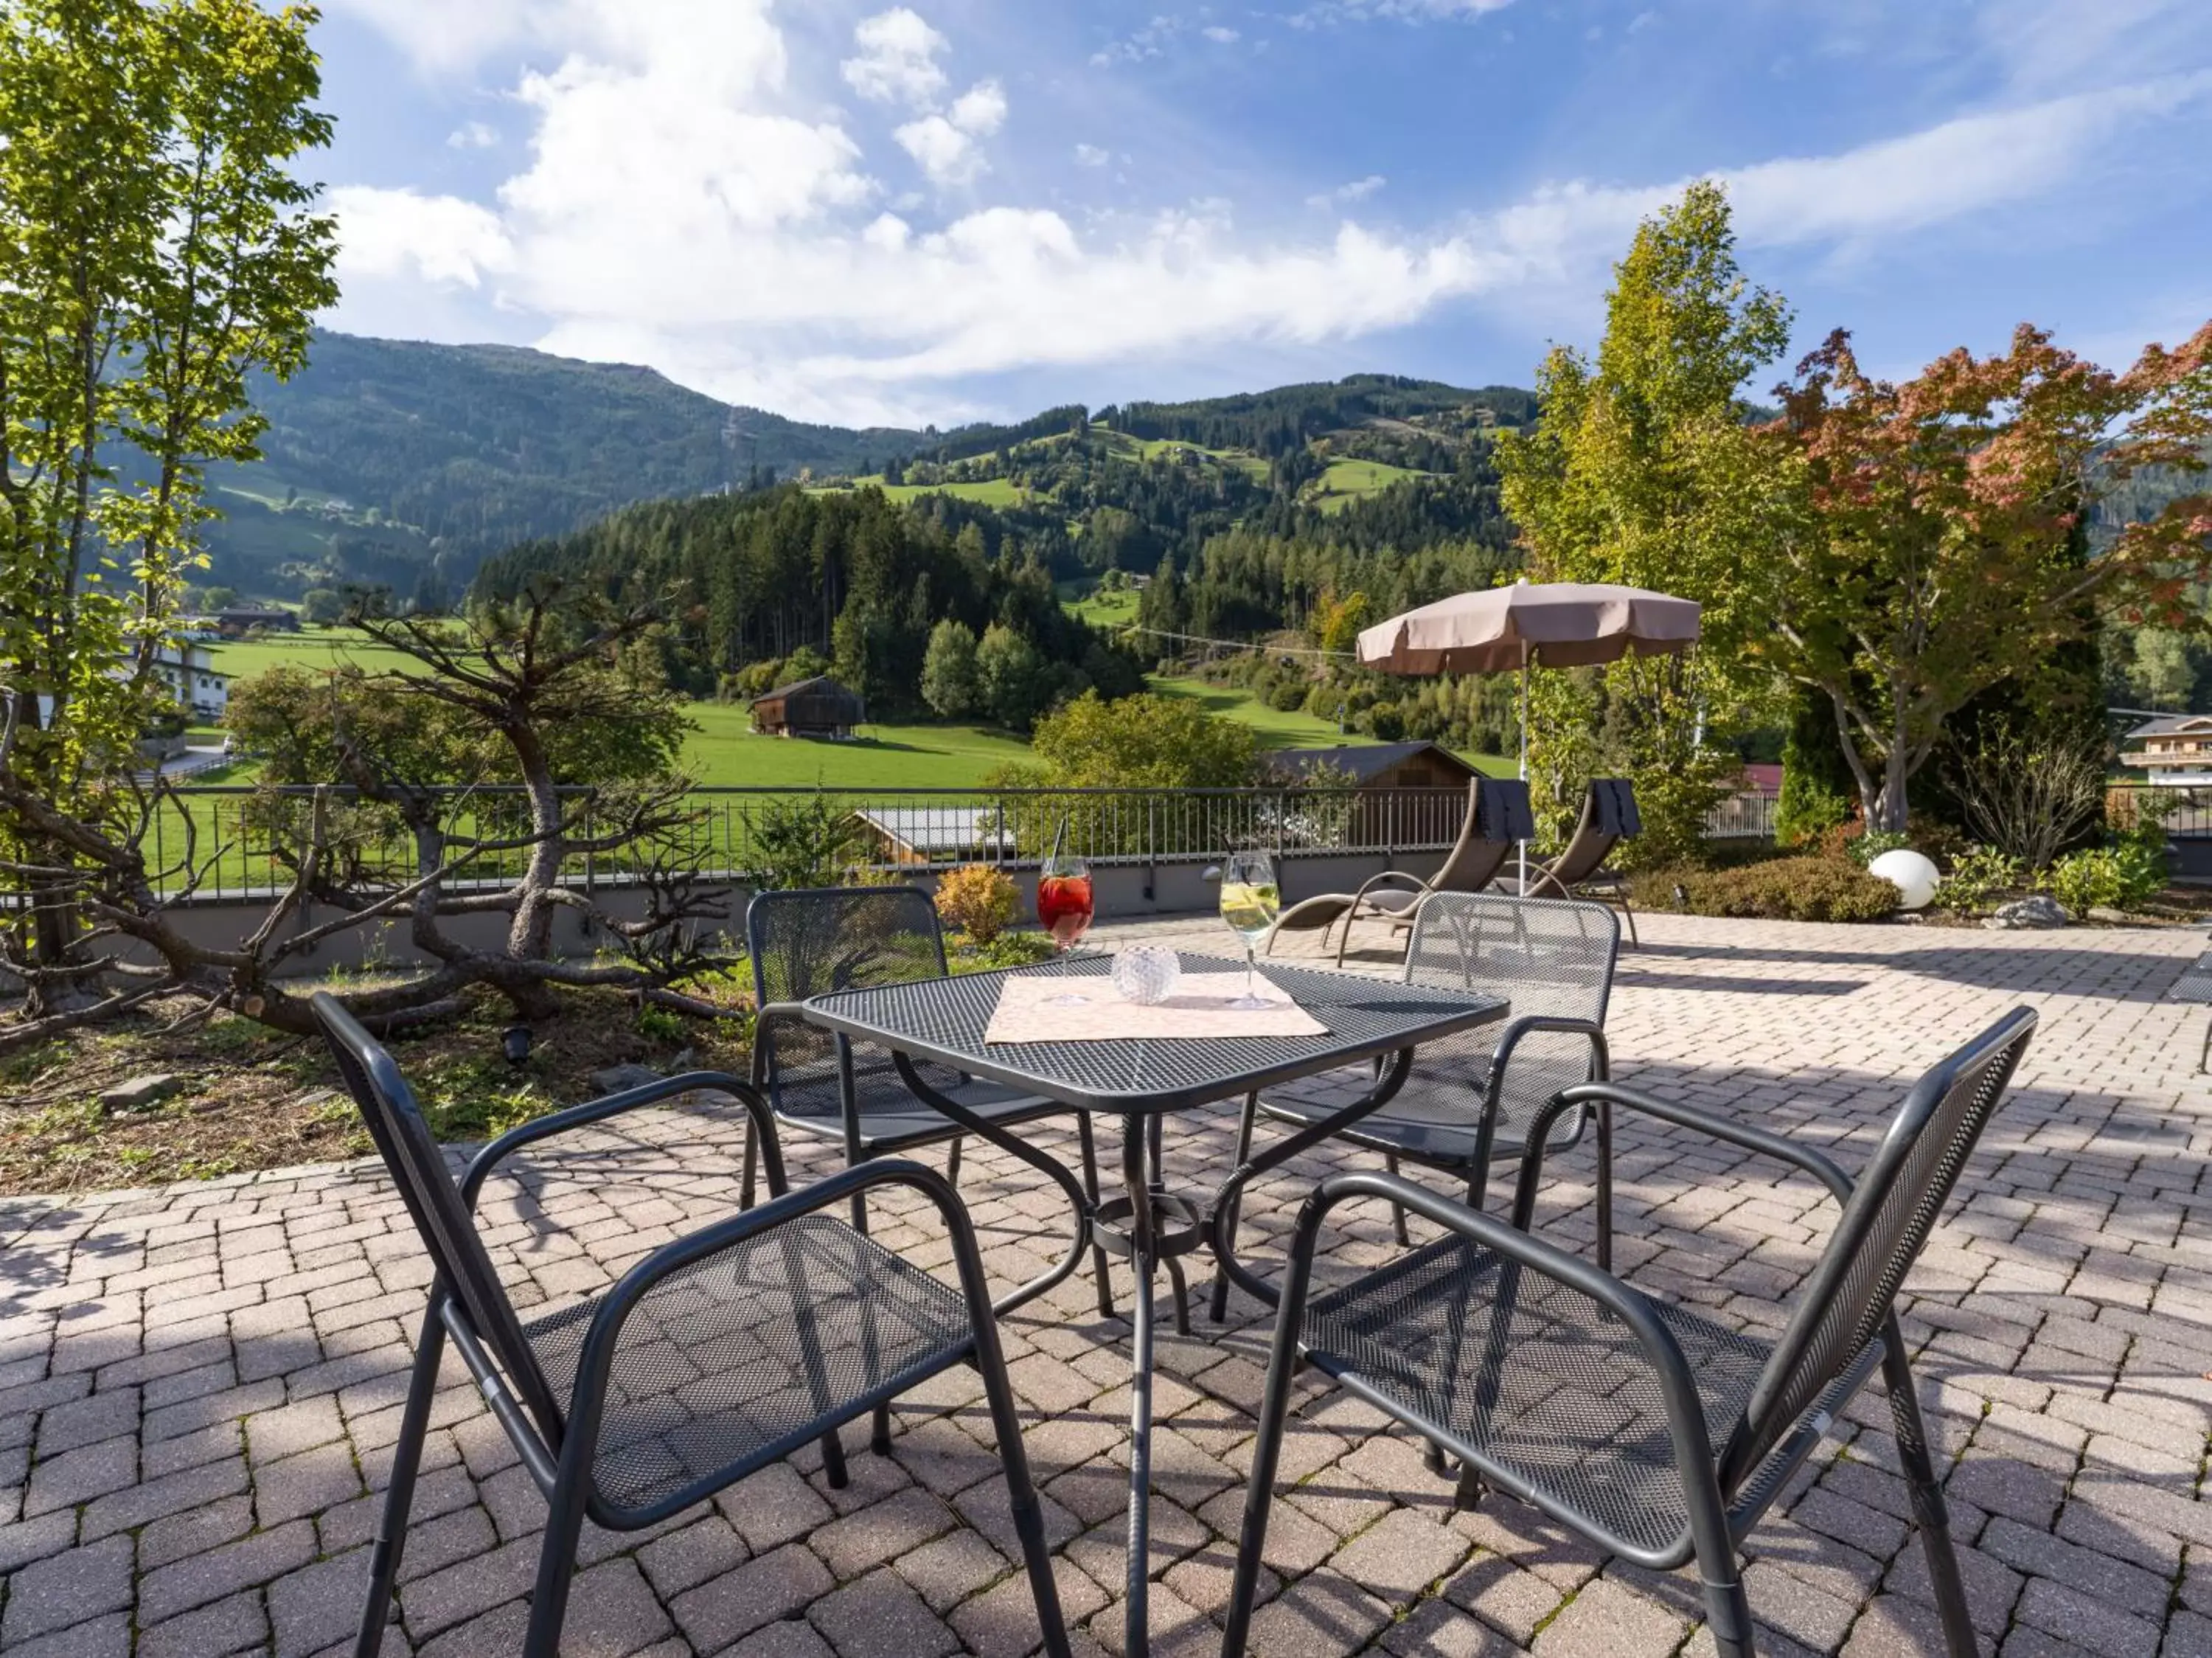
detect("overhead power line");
top-left (1118, 624), bottom-right (1357, 660)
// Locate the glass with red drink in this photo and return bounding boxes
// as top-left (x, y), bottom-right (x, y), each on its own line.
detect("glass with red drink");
top-left (1037, 854), bottom-right (1095, 1004)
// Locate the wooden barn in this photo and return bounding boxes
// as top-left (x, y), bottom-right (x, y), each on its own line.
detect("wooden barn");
top-left (751, 675), bottom-right (865, 739)
top-left (1267, 740), bottom-right (1482, 793)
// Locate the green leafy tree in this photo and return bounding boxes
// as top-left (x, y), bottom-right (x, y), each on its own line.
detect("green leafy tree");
top-left (1752, 322), bottom-right (2212, 830)
top-left (0, 0), bottom-right (336, 1013)
top-left (974, 622), bottom-right (1048, 729)
top-left (299, 586), bottom-right (346, 625)
top-left (1020, 690), bottom-right (1259, 790)
top-left (1495, 181), bottom-right (1790, 855)
top-left (920, 619), bottom-right (980, 719)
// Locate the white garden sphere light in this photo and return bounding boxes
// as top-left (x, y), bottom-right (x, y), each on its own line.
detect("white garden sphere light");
top-left (1868, 848), bottom-right (1941, 912)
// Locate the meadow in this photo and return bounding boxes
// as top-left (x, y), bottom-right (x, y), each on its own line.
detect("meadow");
top-left (1306, 457), bottom-right (1430, 513)
top-left (198, 629), bottom-right (1508, 788)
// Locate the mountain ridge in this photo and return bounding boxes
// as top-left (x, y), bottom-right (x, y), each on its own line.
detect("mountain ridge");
top-left (196, 329), bottom-right (1529, 600)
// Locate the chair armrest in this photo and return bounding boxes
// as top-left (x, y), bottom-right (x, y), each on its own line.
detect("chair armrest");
top-left (1349, 870), bottom-right (1428, 909)
top-left (1490, 1015), bottom-right (1609, 1090)
top-left (1510, 1081), bottom-right (1854, 1230)
top-left (1276, 1170), bottom-right (1723, 1496)
top-left (461, 1072), bottom-right (787, 1211)
top-left (748, 1002), bottom-right (820, 1089)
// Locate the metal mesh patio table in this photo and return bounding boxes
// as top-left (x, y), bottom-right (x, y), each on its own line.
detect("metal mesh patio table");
top-left (803, 949), bottom-right (1506, 1657)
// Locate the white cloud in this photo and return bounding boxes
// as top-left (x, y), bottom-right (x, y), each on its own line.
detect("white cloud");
top-left (1074, 142), bottom-right (1112, 167)
top-left (1290, 0), bottom-right (1514, 24)
top-left (895, 114), bottom-right (984, 186)
top-left (321, 0), bottom-right (2212, 425)
top-left (948, 79), bottom-right (1008, 136)
top-left (841, 8), bottom-right (949, 108)
top-left (446, 121), bottom-right (499, 149)
top-left (894, 77), bottom-right (1006, 187)
top-left (330, 185), bottom-right (513, 287)
top-left (323, 0), bottom-right (535, 74)
top-left (1203, 25), bottom-right (1241, 43)
top-left (1307, 174), bottom-right (1387, 209)
top-left (1092, 15), bottom-right (1183, 67)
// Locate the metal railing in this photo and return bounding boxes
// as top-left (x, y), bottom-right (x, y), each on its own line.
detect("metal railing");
top-left (122, 783), bottom-right (1480, 901)
top-left (89, 782), bottom-right (1804, 903)
top-left (1705, 791), bottom-right (1778, 839)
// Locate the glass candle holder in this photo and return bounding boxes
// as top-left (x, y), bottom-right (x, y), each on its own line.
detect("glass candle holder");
top-left (1110, 945), bottom-right (1181, 1006)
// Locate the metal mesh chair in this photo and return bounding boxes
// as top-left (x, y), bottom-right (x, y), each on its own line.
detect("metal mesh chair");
top-left (746, 887), bottom-right (1116, 1335)
top-left (1220, 1005), bottom-right (2037, 1658)
top-left (1214, 892), bottom-right (1618, 1321)
top-left (310, 993), bottom-right (1071, 1658)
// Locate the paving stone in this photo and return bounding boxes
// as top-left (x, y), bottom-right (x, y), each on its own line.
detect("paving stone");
top-left (0, 1533), bottom-right (135, 1644)
top-left (1531, 1575), bottom-right (1688, 1658)
top-left (561, 1557), bottom-right (677, 1657)
top-left (806, 1567), bottom-right (959, 1658)
top-left (1328, 1505), bottom-right (1472, 1605)
top-left (671, 1544), bottom-right (834, 1651)
top-left (136, 1589), bottom-right (268, 1658)
top-left (22, 1434), bottom-right (137, 1516)
top-left (269, 1549), bottom-right (371, 1657)
top-left (136, 1516), bottom-right (318, 1626)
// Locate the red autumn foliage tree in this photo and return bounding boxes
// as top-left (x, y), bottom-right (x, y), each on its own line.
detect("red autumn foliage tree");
top-left (1749, 322), bottom-right (2212, 832)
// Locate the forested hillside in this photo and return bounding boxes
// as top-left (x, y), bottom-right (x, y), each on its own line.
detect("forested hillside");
top-left (199, 330), bottom-right (1530, 608)
top-left (199, 331), bottom-right (924, 601)
top-left (475, 378), bottom-right (1528, 751)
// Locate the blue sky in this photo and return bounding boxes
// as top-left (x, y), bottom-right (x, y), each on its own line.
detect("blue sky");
top-left (316, 0), bottom-right (2212, 429)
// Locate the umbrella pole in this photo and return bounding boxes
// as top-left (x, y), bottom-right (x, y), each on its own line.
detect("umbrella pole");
top-left (1517, 641), bottom-right (1529, 892)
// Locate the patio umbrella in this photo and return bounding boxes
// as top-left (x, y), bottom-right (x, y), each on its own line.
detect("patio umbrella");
top-left (1357, 578), bottom-right (1703, 881)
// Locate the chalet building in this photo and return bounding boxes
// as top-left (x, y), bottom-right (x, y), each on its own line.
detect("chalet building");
top-left (214, 605), bottom-right (298, 634)
top-left (750, 676), bottom-right (864, 740)
top-left (1267, 740), bottom-right (1483, 792)
top-left (2121, 714), bottom-right (2212, 785)
top-left (33, 642), bottom-right (226, 729)
top-left (151, 643), bottom-right (228, 720)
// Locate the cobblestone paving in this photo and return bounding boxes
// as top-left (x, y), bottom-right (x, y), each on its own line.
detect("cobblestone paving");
top-left (4, 912), bottom-right (2211, 1657)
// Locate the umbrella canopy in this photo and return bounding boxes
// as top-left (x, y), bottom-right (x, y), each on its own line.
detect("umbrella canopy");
top-left (1357, 580), bottom-right (1701, 676)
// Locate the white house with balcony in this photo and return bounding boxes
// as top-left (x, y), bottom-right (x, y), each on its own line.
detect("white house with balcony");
top-left (146, 642), bottom-right (228, 720)
top-left (2121, 713), bottom-right (2212, 785)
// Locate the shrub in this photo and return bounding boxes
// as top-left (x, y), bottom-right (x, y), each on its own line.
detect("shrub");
top-left (2044, 827), bottom-right (2166, 917)
top-left (2043, 848), bottom-right (2124, 917)
top-left (742, 794), bottom-right (868, 891)
top-left (1931, 846), bottom-right (2024, 914)
top-left (1848, 830), bottom-right (1911, 869)
top-left (1641, 857), bottom-right (1898, 923)
top-left (935, 864), bottom-right (1018, 943)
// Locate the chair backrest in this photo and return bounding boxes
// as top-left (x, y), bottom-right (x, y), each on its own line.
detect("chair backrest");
top-left (747, 885), bottom-right (949, 1005)
top-left (1429, 778), bottom-right (1538, 895)
top-left (747, 887), bottom-right (949, 1103)
top-left (1403, 892), bottom-right (1621, 1147)
top-left (309, 993), bottom-right (568, 1443)
top-left (1544, 777), bottom-right (1637, 887)
top-left (1718, 1005), bottom-right (2037, 1491)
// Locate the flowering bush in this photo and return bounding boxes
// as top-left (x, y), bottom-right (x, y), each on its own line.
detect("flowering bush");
top-left (934, 864), bottom-right (1019, 943)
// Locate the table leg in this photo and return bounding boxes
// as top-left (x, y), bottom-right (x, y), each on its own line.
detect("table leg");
top-left (890, 1053), bottom-right (1096, 1318)
top-left (1121, 1121), bottom-right (1156, 1658)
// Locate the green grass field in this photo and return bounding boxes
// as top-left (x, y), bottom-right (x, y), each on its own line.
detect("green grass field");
top-left (198, 629), bottom-right (1512, 785)
top-left (1305, 457), bottom-right (1432, 514)
top-left (678, 703), bottom-right (1034, 786)
top-left (813, 476), bottom-right (1029, 508)
top-left (204, 630), bottom-right (417, 679)
top-left (1065, 583), bottom-right (1142, 630)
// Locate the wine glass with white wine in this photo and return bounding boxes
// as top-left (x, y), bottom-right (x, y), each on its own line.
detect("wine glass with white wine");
top-left (1218, 849), bottom-right (1281, 1010)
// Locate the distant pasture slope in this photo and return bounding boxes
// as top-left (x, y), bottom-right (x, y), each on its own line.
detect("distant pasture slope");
top-left (201, 629), bottom-right (1507, 785)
